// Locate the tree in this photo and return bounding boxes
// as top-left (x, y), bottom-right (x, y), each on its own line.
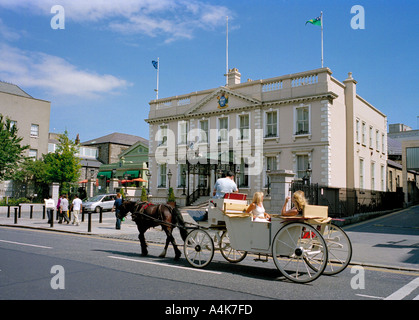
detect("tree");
top-left (43, 130), bottom-right (81, 194)
top-left (0, 114), bottom-right (29, 181)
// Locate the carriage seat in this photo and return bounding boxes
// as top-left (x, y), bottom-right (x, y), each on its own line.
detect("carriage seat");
top-left (223, 201), bottom-right (250, 218)
top-left (303, 205), bottom-right (331, 223)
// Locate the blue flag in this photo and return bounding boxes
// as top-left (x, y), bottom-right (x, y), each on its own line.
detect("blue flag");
top-left (152, 60), bottom-right (158, 70)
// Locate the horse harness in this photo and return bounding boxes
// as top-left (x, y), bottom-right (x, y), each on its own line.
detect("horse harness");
top-left (133, 201), bottom-right (174, 228)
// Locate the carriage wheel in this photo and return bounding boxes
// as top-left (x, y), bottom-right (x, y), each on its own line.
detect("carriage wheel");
top-left (319, 224), bottom-right (352, 275)
top-left (272, 222), bottom-right (327, 283)
top-left (219, 231), bottom-right (247, 263)
top-left (184, 229), bottom-right (214, 268)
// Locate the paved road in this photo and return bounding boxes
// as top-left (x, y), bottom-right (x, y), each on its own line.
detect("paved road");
top-left (0, 204), bottom-right (418, 305)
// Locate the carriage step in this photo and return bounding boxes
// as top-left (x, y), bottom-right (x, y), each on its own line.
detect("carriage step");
top-left (254, 254), bottom-right (269, 262)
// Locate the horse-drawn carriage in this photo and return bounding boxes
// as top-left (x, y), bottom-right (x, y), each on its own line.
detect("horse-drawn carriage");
top-left (118, 193), bottom-right (352, 284)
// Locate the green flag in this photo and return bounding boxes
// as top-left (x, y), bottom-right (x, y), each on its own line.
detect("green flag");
top-left (306, 16), bottom-right (321, 26)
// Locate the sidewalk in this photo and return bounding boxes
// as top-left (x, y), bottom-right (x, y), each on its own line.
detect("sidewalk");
top-left (1, 205), bottom-right (418, 272)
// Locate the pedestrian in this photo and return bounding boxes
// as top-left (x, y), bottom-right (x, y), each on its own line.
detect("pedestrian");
top-left (71, 194), bottom-right (83, 226)
top-left (56, 194), bottom-right (62, 221)
top-left (246, 191), bottom-right (271, 221)
top-left (59, 194), bottom-right (70, 224)
top-left (212, 170), bottom-right (238, 199)
top-left (44, 195), bottom-right (55, 224)
top-left (281, 190), bottom-right (307, 216)
top-left (113, 193), bottom-right (123, 230)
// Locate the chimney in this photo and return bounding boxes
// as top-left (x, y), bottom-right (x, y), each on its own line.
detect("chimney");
top-left (226, 68), bottom-right (241, 86)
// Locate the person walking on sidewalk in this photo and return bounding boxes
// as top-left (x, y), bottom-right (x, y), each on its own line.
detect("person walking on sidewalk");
top-left (44, 195), bottom-right (55, 224)
top-left (113, 193), bottom-right (123, 230)
top-left (59, 194), bottom-right (70, 224)
top-left (71, 195), bottom-right (83, 226)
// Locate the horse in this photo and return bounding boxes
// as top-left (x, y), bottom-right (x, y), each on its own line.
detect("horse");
top-left (117, 201), bottom-right (188, 260)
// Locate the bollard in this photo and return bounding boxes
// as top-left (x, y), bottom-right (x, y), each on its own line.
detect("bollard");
top-left (18, 205), bottom-right (21, 218)
top-left (87, 213), bottom-right (92, 232)
top-left (82, 208), bottom-right (85, 222)
top-left (14, 207), bottom-right (18, 224)
top-left (99, 206), bottom-right (103, 223)
top-left (43, 205), bottom-right (46, 219)
top-left (30, 205), bottom-right (33, 219)
top-left (7, 205), bottom-right (10, 218)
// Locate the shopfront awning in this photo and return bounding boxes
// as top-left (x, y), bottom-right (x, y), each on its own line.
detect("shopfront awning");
top-left (97, 171), bottom-right (112, 178)
top-left (123, 170), bottom-right (139, 178)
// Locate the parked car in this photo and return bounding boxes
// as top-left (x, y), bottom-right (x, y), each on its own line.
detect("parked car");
top-left (83, 194), bottom-right (116, 213)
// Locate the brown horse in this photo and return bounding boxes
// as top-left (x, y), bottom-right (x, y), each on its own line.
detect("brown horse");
top-left (117, 201), bottom-right (188, 260)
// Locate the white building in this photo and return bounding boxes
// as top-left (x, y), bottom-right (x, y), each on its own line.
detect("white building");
top-left (145, 67), bottom-right (387, 207)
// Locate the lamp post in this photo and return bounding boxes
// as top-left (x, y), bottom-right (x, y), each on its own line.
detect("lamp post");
top-left (182, 170), bottom-right (186, 195)
top-left (167, 169), bottom-right (172, 189)
top-left (266, 166), bottom-right (271, 196)
top-left (146, 171), bottom-right (151, 194)
top-left (306, 164), bottom-right (312, 185)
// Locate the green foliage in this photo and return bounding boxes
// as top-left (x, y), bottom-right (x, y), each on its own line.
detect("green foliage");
top-left (167, 187), bottom-right (176, 202)
top-left (0, 114), bottom-right (29, 181)
top-left (0, 197), bottom-right (31, 206)
top-left (140, 187), bottom-right (148, 201)
top-left (43, 130), bottom-right (81, 194)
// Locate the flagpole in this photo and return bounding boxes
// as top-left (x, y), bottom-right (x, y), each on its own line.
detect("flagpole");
top-left (226, 16), bottom-right (229, 86)
top-left (156, 57), bottom-right (159, 99)
top-left (321, 11), bottom-right (324, 68)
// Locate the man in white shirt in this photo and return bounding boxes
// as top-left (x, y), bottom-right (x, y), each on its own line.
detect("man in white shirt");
top-left (71, 195), bottom-right (83, 226)
top-left (59, 195), bottom-right (70, 224)
top-left (44, 196), bottom-right (55, 224)
top-left (213, 171), bottom-right (238, 199)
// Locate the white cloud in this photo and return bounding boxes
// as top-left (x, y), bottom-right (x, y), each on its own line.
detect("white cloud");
top-left (0, 0), bottom-right (231, 41)
top-left (0, 44), bottom-right (130, 98)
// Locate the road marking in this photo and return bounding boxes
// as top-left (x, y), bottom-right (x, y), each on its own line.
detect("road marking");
top-left (108, 255), bottom-right (222, 275)
top-left (355, 294), bottom-right (384, 299)
top-left (384, 277), bottom-right (419, 300)
top-left (0, 239), bottom-right (53, 249)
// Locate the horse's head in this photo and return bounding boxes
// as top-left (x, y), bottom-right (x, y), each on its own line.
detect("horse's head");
top-left (117, 200), bottom-right (136, 220)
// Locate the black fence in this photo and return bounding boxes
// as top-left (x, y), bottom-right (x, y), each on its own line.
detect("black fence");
top-left (290, 181), bottom-right (405, 218)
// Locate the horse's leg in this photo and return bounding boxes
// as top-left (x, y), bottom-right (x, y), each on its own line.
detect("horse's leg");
top-left (162, 226), bottom-right (182, 260)
top-left (159, 235), bottom-right (170, 258)
top-left (138, 227), bottom-right (148, 256)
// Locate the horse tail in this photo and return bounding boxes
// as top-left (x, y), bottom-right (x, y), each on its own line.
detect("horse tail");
top-left (171, 206), bottom-right (188, 242)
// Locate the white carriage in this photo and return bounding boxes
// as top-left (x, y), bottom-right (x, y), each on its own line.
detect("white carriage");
top-left (183, 193), bottom-right (352, 283)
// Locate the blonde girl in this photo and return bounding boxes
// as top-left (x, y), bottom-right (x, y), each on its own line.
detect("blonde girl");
top-left (246, 191), bottom-right (271, 221)
top-left (281, 190), bottom-right (307, 216)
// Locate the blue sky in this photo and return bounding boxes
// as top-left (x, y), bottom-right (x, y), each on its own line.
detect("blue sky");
top-left (0, 0), bottom-right (418, 143)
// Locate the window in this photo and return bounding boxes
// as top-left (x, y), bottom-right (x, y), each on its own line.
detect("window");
top-left (178, 121), bottom-right (188, 145)
top-left (295, 106), bottom-right (309, 135)
top-left (369, 126), bottom-right (373, 149)
top-left (239, 114), bottom-right (249, 140)
top-left (238, 158), bottom-right (249, 187)
top-left (382, 133), bottom-right (385, 153)
top-left (356, 119), bottom-right (360, 143)
top-left (178, 164), bottom-right (187, 188)
top-left (371, 162), bottom-right (375, 190)
top-left (28, 149), bottom-right (38, 159)
top-left (376, 130), bottom-right (380, 152)
top-left (362, 122), bottom-right (366, 145)
top-left (381, 165), bottom-right (385, 191)
top-left (296, 155), bottom-right (309, 179)
top-left (359, 158), bottom-right (364, 189)
top-left (265, 111), bottom-right (277, 138)
top-left (265, 156), bottom-right (277, 187)
top-left (30, 124), bottom-right (39, 137)
top-left (199, 120), bottom-right (208, 143)
top-left (158, 164), bottom-right (167, 188)
top-left (158, 125), bottom-right (167, 146)
top-left (218, 117), bottom-right (228, 142)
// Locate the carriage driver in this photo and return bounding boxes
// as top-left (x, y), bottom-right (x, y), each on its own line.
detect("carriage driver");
top-left (212, 170), bottom-right (239, 199)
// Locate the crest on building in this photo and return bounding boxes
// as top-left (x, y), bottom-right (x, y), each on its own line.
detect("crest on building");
top-left (217, 93), bottom-right (229, 109)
